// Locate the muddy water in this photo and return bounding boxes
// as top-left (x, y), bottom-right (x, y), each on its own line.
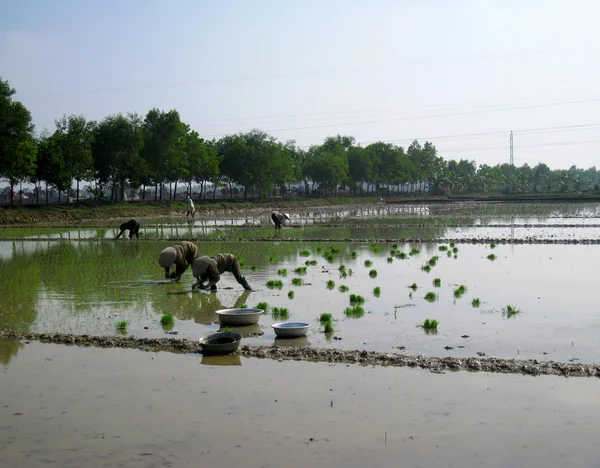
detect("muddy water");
top-left (1, 341), bottom-right (599, 468)
top-left (0, 235), bottom-right (599, 365)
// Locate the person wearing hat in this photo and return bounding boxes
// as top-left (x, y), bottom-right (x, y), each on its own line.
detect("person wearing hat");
top-left (158, 241), bottom-right (199, 279)
top-left (116, 219), bottom-right (141, 239)
top-left (186, 197), bottom-right (196, 218)
top-left (192, 253), bottom-right (252, 291)
top-left (271, 211), bottom-right (291, 229)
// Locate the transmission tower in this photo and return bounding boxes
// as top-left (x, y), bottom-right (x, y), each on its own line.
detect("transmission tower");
top-left (510, 131), bottom-right (514, 166)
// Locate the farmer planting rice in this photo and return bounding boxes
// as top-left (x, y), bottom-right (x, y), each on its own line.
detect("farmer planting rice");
top-left (158, 241), bottom-right (199, 279)
top-left (271, 211), bottom-right (291, 229)
top-left (186, 197), bottom-right (196, 218)
top-left (116, 219), bottom-right (141, 239)
top-left (192, 253), bottom-right (253, 291)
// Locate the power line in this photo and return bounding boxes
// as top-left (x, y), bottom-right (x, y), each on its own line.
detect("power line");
top-left (442, 139), bottom-right (600, 154)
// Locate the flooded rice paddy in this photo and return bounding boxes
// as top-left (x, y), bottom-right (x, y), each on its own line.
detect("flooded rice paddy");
top-left (0, 201), bottom-right (598, 365)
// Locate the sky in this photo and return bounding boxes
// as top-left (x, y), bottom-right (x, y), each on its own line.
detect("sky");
top-left (1, 0), bottom-right (599, 170)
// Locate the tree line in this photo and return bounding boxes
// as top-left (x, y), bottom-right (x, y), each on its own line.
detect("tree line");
top-left (1, 77), bottom-right (599, 204)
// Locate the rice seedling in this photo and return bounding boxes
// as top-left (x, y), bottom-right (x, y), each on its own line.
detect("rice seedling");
top-left (410, 283), bottom-right (418, 291)
top-left (410, 248), bottom-right (420, 255)
top-left (240, 304), bottom-right (247, 308)
top-left (323, 320), bottom-right (334, 333)
top-left (115, 321), bottom-right (128, 331)
top-left (396, 252), bottom-right (407, 259)
top-left (267, 279), bottom-right (284, 289)
top-left (387, 257), bottom-right (393, 263)
top-left (433, 278), bottom-right (441, 287)
top-left (272, 307), bottom-right (290, 320)
top-left (364, 260), bottom-right (373, 267)
top-left (453, 255), bottom-right (457, 259)
top-left (447, 251), bottom-right (452, 257)
top-left (424, 292), bottom-right (437, 302)
top-left (323, 252), bottom-right (335, 262)
top-left (454, 285), bottom-right (467, 298)
top-left (502, 304), bottom-right (521, 319)
top-left (471, 298), bottom-right (481, 307)
top-left (348, 268), bottom-right (353, 276)
top-left (339, 270), bottom-right (348, 279)
top-left (251, 265), bottom-right (257, 271)
top-left (392, 244), bottom-right (398, 249)
top-left (421, 264), bottom-right (431, 272)
top-left (373, 286), bottom-right (381, 296)
top-left (291, 277), bottom-right (303, 286)
top-left (390, 249), bottom-right (397, 256)
top-left (372, 247), bottom-right (381, 253)
top-left (452, 247), bottom-right (459, 253)
top-left (351, 251), bottom-right (358, 258)
top-left (305, 259), bottom-right (318, 266)
top-left (369, 243), bottom-right (377, 248)
top-left (417, 318), bottom-right (439, 330)
top-left (327, 280), bottom-right (335, 289)
top-left (449, 242), bottom-right (455, 247)
top-left (160, 314), bottom-right (174, 326)
top-left (338, 285), bottom-right (349, 292)
top-left (256, 301), bottom-right (269, 312)
top-left (369, 269), bottom-right (378, 278)
top-left (277, 268), bottom-right (287, 277)
top-left (317, 247), bottom-right (323, 253)
top-left (349, 294), bottom-right (365, 303)
top-left (344, 305), bottom-right (365, 318)
top-left (268, 255), bottom-right (278, 263)
top-left (239, 260), bottom-right (247, 269)
top-left (299, 250), bottom-right (311, 257)
top-left (288, 290), bottom-right (294, 299)
top-left (319, 313), bottom-right (333, 322)
top-left (428, 256), bottom-right (439, 266)
top-left (220, 326), bottom-right (234, 332)
top-left (439, 245), bottom-right (448, 251)
top-left (490, 242), bottom-right (496, 249)
top-left (329, 246), bottom-right (341, 254)
top-left (294, 266), bottom-right (307, 275)
top-left (487, 254), bottom-right (496, 261)
top-left (338, 264), bottom-right (346, 271)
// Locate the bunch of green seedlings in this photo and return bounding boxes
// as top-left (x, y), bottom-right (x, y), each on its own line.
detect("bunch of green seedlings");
top-left (317, 247), bottom-right (322, 253)
top-left (471, 298), bottom-right (481, 307)
top-left (272, 307), bottom-right (290, 320)
top-left (369, 269), bottom-right (378, 278)
top-left (115, 321), bottom-right (128, 331)
top-left (329, 246), bottom-right (341, 254)
top-left (299, 250), bottom-right (311, 257)
top-left (490, 242), bottom-right (496, 249)
top-left (305, 260), bottom-right (317, 266)
top-left (251, 265), bottom-right (257, 271)
top-left (502, 304), bottom-right (521, 319)
top-left (349, 294), bottom-right (365, 303)
top-left (327, 280), bottom-right (335, 290)
top-left (447, 251), bottom-right (452, 258)
top-left (291, 277), bottom-right (303, 286)
top-left (288, 291), bottom-right (295, 299)
top-left (256, 301), bottom-right (269, 312)
top-left (428, 256), bottom-right (439, 266)
top-left (433, 278), bottom-right (441, 287)
top-left (452, 247), bottom-right (459, 254)
top-left (160, 314), bottom-right (174, 326)
top-left (373, 286), bottom-right (381, 296)
top-left (417, 318), bottom-right (439, 330)
top-left (240, 304), bottom-right (247, 308)
top-left (390, 249), bottom-right (397, 256)
top-left (338, 285), bottom-right (350, 293)
top-left (344, 305), bottom-right (365, 318)
top-left (454, 285), bottom-right (468, 298)
top-left (364, 260), bottom-right (373, 267)
top-left (387, 257), bottom-right (393, 263)
top-left (410, 283), bottom-right (418, 291)
top-left (487, 254), bottom-right (496, 261)
top-left (351, 251), bottom-right (358, 259)
top-left (323, 251), bottom-right (335, 262)
top-left (410, 248), bottom-right (420, 255)
top-left (424, 292), bottom-right (437, 302)
top-left (396, 252), bottom-right (407, 259)
top-left (319, 313), bottom-right (333, 322)
top-left (267, 279), bottom-right (284, 289)
top-left (421, 264), bottom-right (431, 272)
top-left (339, 264), bottom-right (346, 271)
top-left (294, 266), bottom-right (307, 275)
top-left (269, 256), bottom-right (278, 263)
top-left (277, 268), bottom-right (287, 277)
top-left (439, 245), bottom-right (448, 251)
top-left (319, 313), bottom-right (334, 333)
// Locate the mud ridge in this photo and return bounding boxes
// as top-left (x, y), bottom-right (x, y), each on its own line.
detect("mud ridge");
top-left (1, 329), bottom-right (598, 378)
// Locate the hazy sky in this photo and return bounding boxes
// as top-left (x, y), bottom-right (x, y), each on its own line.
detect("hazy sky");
top-left (1, 0), bottom-right (599, 169)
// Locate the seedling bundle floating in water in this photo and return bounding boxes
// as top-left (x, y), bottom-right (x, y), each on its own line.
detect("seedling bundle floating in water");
top-left (291, 277), bottom-right (303, 286)
top-left (327, 280), bottom-right (335, 289)
top-left (299, 250), bottom-right (311, 257)
top-left (364, 260), bottom-right (373, 267)
top-left (349, 294), bottom-right (365, 303)
top-left (373, 286), bottom-right (381, 296)
top-left (277, 269), bottom-right (287, 277)
top-left (345, 305), bottom-right (365, 318)
top-left (424, 292), bottom-right (437, 302)
top-left (160, 314), bottom-right (174, 326)
top-left (454, 285), bottom-right (467, 298)
top-left (471, 298), bottom-right (481, 307)
top-left (433, 278), bottom-right (441, 287)
top-left (369, 269), bottom-right (378, 278)
top-left (115, 321), bottom-right (128, 331)
top-left (272, 307), bottom-right (289, 320)
top-left (256, 301), bottom-right (269, 312)
top-left (267, 279), bottom-right (284, 289)
top-left (502, 304), bottom-right (521, 319)
top-left (417, 318), bottom-right (439, 330)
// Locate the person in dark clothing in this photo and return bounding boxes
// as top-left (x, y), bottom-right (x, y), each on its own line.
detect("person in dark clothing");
top-left (271, 211), bottom-right (291, 229)
top-left (158, 241), bottom-right (199, 279)
top-left (192, 253), bottom-right (253, 291)
top-left (116, 219), bottom-right (141, 239)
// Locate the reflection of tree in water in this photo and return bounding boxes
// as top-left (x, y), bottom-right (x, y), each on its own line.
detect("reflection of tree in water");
top-left (0, 339), bottom-right (25, 367)
top-left (154, 290), bottom-right (252, 325)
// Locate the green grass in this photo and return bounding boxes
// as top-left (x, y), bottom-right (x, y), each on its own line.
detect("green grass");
top-left (338, 285), bottom-right (349, 293)
top-left (272, 307), bottom-right (290, 320)
top-left (417, 318), bottom-right (439, 330)
top-left (433, 278), bottom-right (441, 287)
top-left (338, 264), bottom-right (346, 271)
top-left (390, 249), bottom-right (396, 256)
top-left (454, 285), bottom-right (468, 298)
top-left (428, 256), bottom-right (439, 266)
top-left (288, 290), bottom-right (294, 299)
top-left (439, 245), bottom-right (448, 251)
top-left (291, 277), bottom-right (303, 286)
top-left (319, 313), bottom-right (333, 322)
top-left (373, 286), bottom-right (381, 296)
top-left (327, 280), bottom-right (335, 289)
top-left (256, 301), bottom-right (269, 311)
top-left (424, 292), bottom-right (437, 302)
top-left (294, 266), bottom-right (307, 275)
top-left (251, 265), bottom-right (257, 271)
top-left (487, 254), bottom-right (496, 260)
top-left (349, 294), bottom-right (365, 303)
top-left (344, 305), bottom-right (365, 318)
top-left (502, 304), bottom-right (521, 319)
top-left (299, 250), bottom-right (311, 257)
top-left (364, 260), bottom-right (373, 267)
top-left (410, 283), bottom-right (418, 291)
top-left (369, 269), bottom-right (378, 278)
top-left (339, 270), bottom-right (348, 279)
top-left (277, 268), bottom-right (287, 277)
top-left (351, 251), bottom-right (358, 258)
top-left (409, 248), bottom-right (420, 255)
top-left (396, 252), bottom-right (407, 259)
top-left (115, 321), bottom-right (128, 331)
top-left (239, 261), bottom-right (247, 269)
top-left (220, 326), bottom-right (234, 332)
top-left (323, 252), bottom-right (335, 262)
top-left (305, 259), bottom-right (318, 266)
top-left (421, 264), bottom-right (431, 272)
top-left (269, 255), bottom-right (278, 263)
top-left (329, 246), bottom-right (341, 254)
top-left (323, 320), bottom-right (334, 333)
top-left (240, 304), bottom-right (247, 308)
top-left (317, 247), bottom-right (322, 253)
top-left (160, 314), bottom-right (174, 326)
top-left (472, 298), bottom-right (481, 307)
top-left (267, 279), bottom-right (284, 289)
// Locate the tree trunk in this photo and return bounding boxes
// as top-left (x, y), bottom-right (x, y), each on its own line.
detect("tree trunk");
top-left (229, 181), bottom-right (233, 200)
top-left (76, 180), bottom-right (80, 204)
top-left (244, 186), bottom-right (247, 200)
top-left (45, 182), bottom-right (49, 205)
top-left (142, 184), bottom-right (146, 201)
top-left (169, 182), bottom-right (172, 201)
top-left (58, 190), bottom-right (62, 204)
top-left (174, 181), bottom-right (178, 201)
top-left (20, 181), bottom-right (23, 204)
top-left (160, 183), bottom-right (163, 202)
top-left (120, 179), bottom-right (125, 203)
top-left (154, 183), bottom-right (158, 201)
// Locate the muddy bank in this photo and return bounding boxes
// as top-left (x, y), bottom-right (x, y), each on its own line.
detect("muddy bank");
top-left (1, 329), bottom-right (598, 378)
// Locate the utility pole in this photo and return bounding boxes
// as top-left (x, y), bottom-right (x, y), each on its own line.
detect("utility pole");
top-left (510, 131), bottom-right (514, 166)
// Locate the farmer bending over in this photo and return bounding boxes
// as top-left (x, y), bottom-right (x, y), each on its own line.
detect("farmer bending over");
top-left (192, 253), bottom-right (252, 291)
top-left (186, 197), bottom-right (196, 218)
top-left (116, 219), bottom-right (141, 239)
top-left (271, 211), bottom-right (291, 229)
top-left (158, 241), bottom-right (199, 280)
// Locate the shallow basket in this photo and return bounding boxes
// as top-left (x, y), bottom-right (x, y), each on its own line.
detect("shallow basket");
top-left (271, 322), bottom-right (311, 338)
top-left (215, 308), bottom-right (264, 326)
top-left (199, 331), bottom-right (243, 355)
